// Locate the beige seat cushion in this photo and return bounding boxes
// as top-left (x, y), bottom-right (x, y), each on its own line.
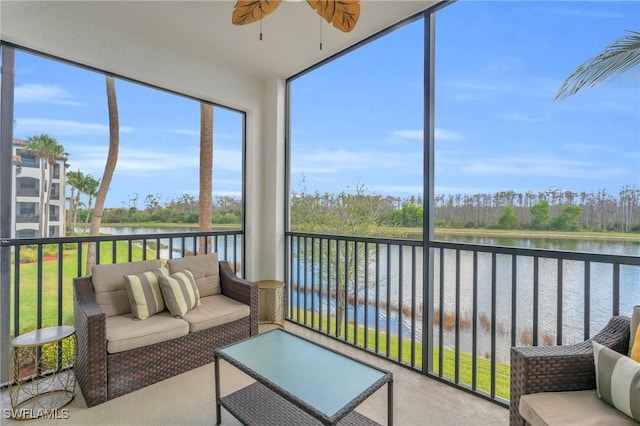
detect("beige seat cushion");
top-left (92, 259), bottom-right (162, 317)
top-left (630, 305), bottom-right (640, 358)
top-left (168, 253), bottom-right (220, 297)
top-left (182, 294), bottom-right (250, 333)
top-left (105, 311), bottom-right (189, 354)
top-left (520, 390), bottom-right (637, 426)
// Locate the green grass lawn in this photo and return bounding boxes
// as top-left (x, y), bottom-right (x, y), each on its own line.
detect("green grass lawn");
top-left (292, 309), bottom-right (510, 399)
top-left (10, 241), bottom-right (153, 334)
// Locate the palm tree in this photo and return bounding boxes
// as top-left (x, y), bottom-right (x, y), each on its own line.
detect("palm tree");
top-left (87, 77), bottom-right (119, 271)
top-left (66, 170), bottom-right (85, 232)
top-left (556, 30), bottom-right (640, 99)
top-left (82, 175), bottom-right (100, 235)
top-left (199, 103), bottom-right (214, 254)
top-left (23, 134), bottom-right (64, 237)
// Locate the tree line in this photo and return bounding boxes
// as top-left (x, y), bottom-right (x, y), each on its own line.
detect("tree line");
top-left (289, 185), bottom-right (640, 234)
top-left (78, 193), bottom-right (242, 226)
top-left (433, 187), bottom-right (640, 232)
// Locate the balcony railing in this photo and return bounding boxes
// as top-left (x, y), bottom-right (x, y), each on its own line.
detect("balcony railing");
top-left (285, 231), bottom-right (640, 406)
top-left (0, 229), bottom-right (244, 385)
top-left (16, 188), bottom-right (38, 197)
top-left (15, 214), bottom-right (38, 223)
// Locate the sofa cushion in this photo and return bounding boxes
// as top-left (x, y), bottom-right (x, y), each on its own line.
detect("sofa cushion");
top-left (182, 294), bottom-right (250, 333)
top-left (105, 311), bottom-right (189, 354)
top-left (593, 341), bottom-right (640, 422)
top-left (92, 259), bottom-right (162, 317)
top-left (520, 390), bottom-right (637, 426)
top-left (168, 253), bottom-right (220, 297)
top-left (159, 269), bottom-right (201, 318)
top-left (124, 267), bottom-right (169, 320)
top-left (630, 305), bottom-right (640, 360)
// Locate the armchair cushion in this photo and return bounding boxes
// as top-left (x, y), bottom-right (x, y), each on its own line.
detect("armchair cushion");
top-left (124, 267), bottom-right (169, 319)
top-left (105, 311), bottom-right (189, 353)
top-left (520, 390), bottom-right (638, 426)
top-left (593, 341), bottom-right (640, 422)
top-left (630, 305), bottom-right (640, 361)
top-left (92, 259), bottom-right (162, 317)
top-left (159, 269), bottom-right (201, 318)
top-left (168, 253), bottom-right (220, 297)
top-left (182, 294), bottom-right (250, 333)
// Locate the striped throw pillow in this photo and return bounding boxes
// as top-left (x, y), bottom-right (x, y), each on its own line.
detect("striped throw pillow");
top-left (124, 267), bottom-right (169, 320)
top-left (593, 341), bottom-right (640, 422)
top-left (159, 269), bottom-right (201, 318)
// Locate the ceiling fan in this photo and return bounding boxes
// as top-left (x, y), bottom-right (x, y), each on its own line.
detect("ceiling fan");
top-left (232, 0), bottom-right (361, 33)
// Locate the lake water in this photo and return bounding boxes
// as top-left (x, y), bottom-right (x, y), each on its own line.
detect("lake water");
top-left (96, 226), bottom-right (242, 263)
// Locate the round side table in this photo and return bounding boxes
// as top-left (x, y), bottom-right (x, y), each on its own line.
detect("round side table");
top-left (257, 280), bottom-right (286, 329)
top-left (9, 326), bottom-right (76, 420)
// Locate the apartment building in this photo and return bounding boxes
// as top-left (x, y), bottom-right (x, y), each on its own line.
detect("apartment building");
top-left (12, 138), bottom-right (67, 238)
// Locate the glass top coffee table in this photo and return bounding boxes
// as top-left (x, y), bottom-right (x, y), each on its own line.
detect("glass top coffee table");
top-left (215, 329), bottom-right (393, 425)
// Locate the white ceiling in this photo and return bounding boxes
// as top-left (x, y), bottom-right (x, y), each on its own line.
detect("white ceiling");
top-left (1, 0), bottom-right (439, 80)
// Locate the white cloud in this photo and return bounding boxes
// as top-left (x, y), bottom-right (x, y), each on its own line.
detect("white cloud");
top-left (460, 155), bottom-right (631, 180)
top-left (17, 118), bottom-right (133, 136)
top-left (374, 185), bottom-right (423, 194)
top-left (435, 128), bottom-right (465, 141)
top-left (391, 130), bottom-right (422, 140)
top-left (554, 8), bottom-right (623, 19)
top-left (67, 146), bottom-right (241, 177)
top-left (291, 147), bottom-right (422, 177)
top-left (497, 112), bottom-right (549, 123)
top-left (169, 129), bottom-right (199, 136)
top-left (14, 84), bottom-right (82, 106)
top-left (390, 128), bottom-right (465, 142)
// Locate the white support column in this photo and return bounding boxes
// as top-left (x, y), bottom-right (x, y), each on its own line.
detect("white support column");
top-left (244, 77), bottom-right (286, 282)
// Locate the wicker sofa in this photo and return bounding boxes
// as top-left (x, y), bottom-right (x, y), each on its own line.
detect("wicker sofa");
top-left (510, 315), bottom-right (634, 426)
top-left (73, 253), bottom-right (258, 407)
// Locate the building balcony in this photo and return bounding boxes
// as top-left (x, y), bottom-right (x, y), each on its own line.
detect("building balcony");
top-left (15, 214), bottom-right (38, 224)
top-left (15, 188), bottom-right (38, 197)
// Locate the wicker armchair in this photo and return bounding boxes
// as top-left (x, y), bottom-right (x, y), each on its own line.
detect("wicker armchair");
top-left (74, 260), bottom-right (258, 407)
top-left (509, 315), bottom-right (631, 426)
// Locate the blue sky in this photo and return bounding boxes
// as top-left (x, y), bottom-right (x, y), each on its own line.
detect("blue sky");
top-left (290, 0), bottom-right (640, 199)
top-left (12, 1), bottom-right (640, 208)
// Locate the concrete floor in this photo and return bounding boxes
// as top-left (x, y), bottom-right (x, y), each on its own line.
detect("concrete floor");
top-left (1, 322), bottom-right (508, 425)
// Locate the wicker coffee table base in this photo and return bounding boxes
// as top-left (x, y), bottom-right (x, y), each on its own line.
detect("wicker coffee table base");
top-left (220, 382), bottom-right (380, 426)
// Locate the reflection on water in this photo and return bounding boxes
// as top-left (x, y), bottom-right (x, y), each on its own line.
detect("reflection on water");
top-left (291, 235), bottom-right (639, 363)
top-left (96, 226), bottom-right (243, 264)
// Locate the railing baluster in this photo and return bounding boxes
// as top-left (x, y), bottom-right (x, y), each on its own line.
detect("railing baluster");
top-left (613, 263), bottom-right (620, 316)
top-left (354, 241), bottom-right (359, 347)
top-left (454, 249), bottom-right (460, 384)
top-left (533, 256), bottom-right (539, 346)
top-left (364, 242), bottom-right (369, 350)
top-left (490, 252), bottom-right (497, 398)
top-left (438, 247), bottom-right (444, 378)
top-left (557, 259), bottom-right (563, 345)
top-left (472, 250), bottom-right (478, 391)
top-left (311, 237), bottom-right (316, 329)
top-left (511, 255), bottom-right (517, 348)
top-left (398, 244), bottom-right (403, 363)
top-left (375, 242), bottom-right (380, 354)
top-left (303, 237), bottom-right (309, 326)
top-left (584, 261), bottom-right (591, 340)
top-left (411, 245), bottom-right (416, 368)
top-left (13, 247), bottom-right (21, 338)
top-left (386, 243), bottom-right (391, 357)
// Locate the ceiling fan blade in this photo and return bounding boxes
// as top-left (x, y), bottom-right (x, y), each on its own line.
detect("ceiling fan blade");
top-left (232, 0), bottom-right (282, 26)
top-left (307, 0), bottom-right (360, 33)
